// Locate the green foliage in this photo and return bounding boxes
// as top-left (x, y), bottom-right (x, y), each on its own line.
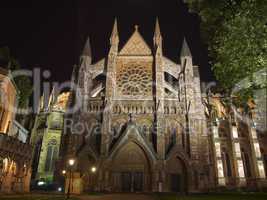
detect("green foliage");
top-left (0, 46), bottom-right (32, 108)
top-left (14, 75), bottom-right (32, 108)
top-left (186, 0), bottom-right (267, 103)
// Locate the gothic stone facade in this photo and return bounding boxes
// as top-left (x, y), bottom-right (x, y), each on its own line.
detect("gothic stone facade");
top-left (0, 67), bottom-right (32, 193)
top-left (63, 20), bottom-right (267, 193)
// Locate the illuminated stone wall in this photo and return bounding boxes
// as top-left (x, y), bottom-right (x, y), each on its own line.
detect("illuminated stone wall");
top-left (0, 67), bottom-right (17, 134)
top-left (0, 67), bottom-right (32, 193)
top-left (31, 92), bottom-right (69, 184)
top-left (207, 96), bottom-right (267, 189)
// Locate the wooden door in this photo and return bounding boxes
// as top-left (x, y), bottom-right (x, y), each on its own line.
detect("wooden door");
top-left (121, 172), bottom-right (132, 192)
top-left (171, 174), bottom-right (181, 192)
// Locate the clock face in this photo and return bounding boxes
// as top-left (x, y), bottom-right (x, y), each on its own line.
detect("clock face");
top-left (116, 60), bottom-right (152, 97)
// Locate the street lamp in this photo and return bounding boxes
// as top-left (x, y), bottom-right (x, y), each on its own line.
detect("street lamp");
top-left (66, 159), bottom-right (75, 199)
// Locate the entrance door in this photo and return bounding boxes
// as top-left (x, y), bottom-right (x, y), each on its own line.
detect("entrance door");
top-left (121, 172), bottom-right (144, 192)
top-left (121, 172), bottom-right (132, 192)
top-left (171, 174), bottom-right (181, 192)
top-left (133, 172), bottom-right (143, 192)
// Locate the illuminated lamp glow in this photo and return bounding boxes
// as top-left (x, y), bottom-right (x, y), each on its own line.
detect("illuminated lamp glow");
top-left (68, 159), bottom-right (75, 166)
top-left (37, 181), bottom-right (45, 186)
top-left (91, 166), bottom-right (97, 173)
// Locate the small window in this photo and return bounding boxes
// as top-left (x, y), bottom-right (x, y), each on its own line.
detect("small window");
top-left (45, 139), bottom-right (58, 172)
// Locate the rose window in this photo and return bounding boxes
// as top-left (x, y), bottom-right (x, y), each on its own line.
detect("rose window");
top-left (117, 65), bottom-right (152, 96)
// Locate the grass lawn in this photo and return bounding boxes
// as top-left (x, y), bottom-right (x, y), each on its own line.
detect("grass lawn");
top-left (155, 193), bottom-right (267, 200)
top-left (0, 194), bottom-right (79, 200)
top-left (1, 193), bottom-right (267, 200)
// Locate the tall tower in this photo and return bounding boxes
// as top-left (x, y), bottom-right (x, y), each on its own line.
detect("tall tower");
top-left (30, 91), bottom-right (70, 184)
top-left (180, 38), bottom-right (193, 156)
top-left (78, 36), bottom-right (93, 106)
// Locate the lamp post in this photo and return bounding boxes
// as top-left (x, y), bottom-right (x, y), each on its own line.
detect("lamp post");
top-left (61, 170), bottom-right (66, 193)
top-left (90, 166), bottom-right (97, 191)
top-left (66, 159), bottom-right (75, 199)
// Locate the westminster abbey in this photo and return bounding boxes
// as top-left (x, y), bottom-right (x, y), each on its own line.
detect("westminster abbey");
top-left (61, 19), bottom-right (267, 193)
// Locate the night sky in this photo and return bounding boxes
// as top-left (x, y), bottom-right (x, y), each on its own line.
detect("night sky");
top-left (0, 0), bottom-right (213, 83)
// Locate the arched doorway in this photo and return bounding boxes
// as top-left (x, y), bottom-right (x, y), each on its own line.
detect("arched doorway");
top-left (166, 155), bottom-right (188, 193)
top-left (110, 141), bottom-right (151, 192)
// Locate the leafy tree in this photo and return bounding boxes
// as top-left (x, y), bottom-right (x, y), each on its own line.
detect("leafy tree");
top-left (186, 0), bottom-right (267, 108)
top-left (0, 46), bottom-right (32, 109)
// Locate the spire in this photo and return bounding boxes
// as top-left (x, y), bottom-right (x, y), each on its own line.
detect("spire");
top-left (48, 86), bottom-right (56, 109)
top-left (153, 17), bottom-right (162, 47)
top-left (110, 18), bottom-right (119, 46)
top-left (80, 37), bottom-right (92, 65)
top-left (71, 64), bottom-right (78, 86)
top-left (82, 37), bottom-right (92, 58)
top-left (180, 38), bottom-right (192, 58)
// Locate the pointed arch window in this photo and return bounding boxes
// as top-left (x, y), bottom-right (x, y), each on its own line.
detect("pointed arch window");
top-left (221, 148), bottom-right (232, 177)
top-left (166, 127), bottom-right (177, 154)
top-left (237, 122), bottom-right (248, 138)
top-left (241, 148), bottom-right (252, 178)
top-left (44, 139), bottom-right (58, 172)
top-left (170, 127), bottom-right (177, 146)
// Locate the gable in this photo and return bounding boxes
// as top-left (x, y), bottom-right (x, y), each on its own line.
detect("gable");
top-left (119, 28), bottom-right (152, 56)
top-left (109, 124), bottom-right (157, 161)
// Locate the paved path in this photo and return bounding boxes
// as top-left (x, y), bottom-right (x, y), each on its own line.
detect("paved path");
top-left (78, 194), bottom-right (156, 200)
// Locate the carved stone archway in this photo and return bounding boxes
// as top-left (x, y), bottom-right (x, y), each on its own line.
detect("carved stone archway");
top-left (165, 151), bottom-right (190, 193)
top-left (109, 141), bottom-right (152, 192)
